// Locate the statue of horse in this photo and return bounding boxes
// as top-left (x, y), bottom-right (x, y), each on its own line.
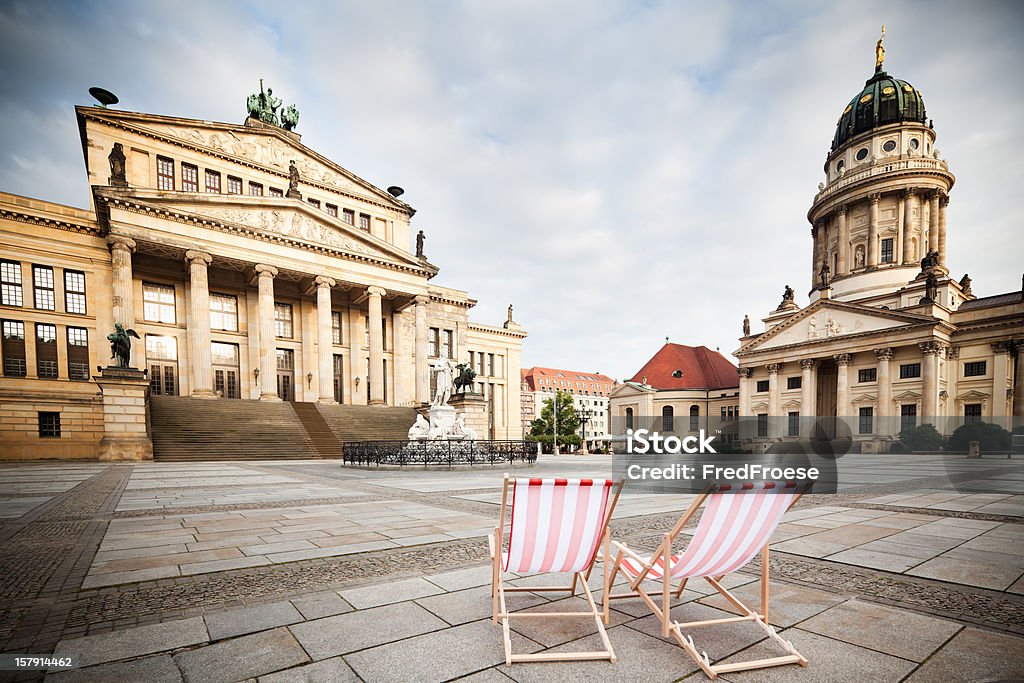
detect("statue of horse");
top-left (453, 363), bottom-right (477, 393)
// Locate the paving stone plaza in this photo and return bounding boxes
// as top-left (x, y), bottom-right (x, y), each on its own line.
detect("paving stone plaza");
top-left (0, 453), bottom-right (1021, 682)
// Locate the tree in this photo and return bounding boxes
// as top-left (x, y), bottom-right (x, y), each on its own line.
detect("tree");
top-left (948, 421), bottom-right (1011, 453)
top-left (529, 390), bottom-right (581, 450)
top-left (898, 424), bottom-right (943, 452)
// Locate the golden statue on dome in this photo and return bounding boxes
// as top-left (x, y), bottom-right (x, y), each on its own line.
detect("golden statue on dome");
top-left (875, 25), bottom-right (886, 71)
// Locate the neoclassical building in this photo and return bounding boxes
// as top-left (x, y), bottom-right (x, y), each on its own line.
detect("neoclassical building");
top-left (0, 96), bottom-right (525, 459)
top-left (735, 41), bottom-right (1023, 450)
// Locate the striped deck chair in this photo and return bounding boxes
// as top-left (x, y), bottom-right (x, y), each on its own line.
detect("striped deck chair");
top-left (607, 481), bottom-right (808, 679)
top-left (490, 475), bottom-right (623, 664)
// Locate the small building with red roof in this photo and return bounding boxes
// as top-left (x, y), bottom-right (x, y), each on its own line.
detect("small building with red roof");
top-left (610, 343), bottom-right (740, 438)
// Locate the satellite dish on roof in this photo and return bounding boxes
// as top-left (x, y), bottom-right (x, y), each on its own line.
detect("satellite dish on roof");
top-left (387, 186), bottom-right (405, 198)
top-left (89, 87), bottom-right (119, 108)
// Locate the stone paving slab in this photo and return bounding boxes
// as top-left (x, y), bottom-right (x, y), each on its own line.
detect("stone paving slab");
top-left (256, 655), bottom-right (359, 683)
top-left (905, 626), bottom-right (1024, 681)
top-left (53, 616), bottom-right (208, 667)
top-left (173, 626), bottom-right (310, 683)
top-left (697, 581), bottom-right (845, 628)
top-left (45, 654), bottom-right (183, 683)
top-left (205, 600), bottom-right (304, 641)
top-left (339, 576), bottom-right (445, 609)
top-left (288, 591), bottom-right (353, 621)
top-left (287, 602), bottom-right (448, 661)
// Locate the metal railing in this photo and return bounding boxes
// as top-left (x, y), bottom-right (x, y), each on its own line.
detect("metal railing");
top-left (342, 440), bottom-right (537, 467)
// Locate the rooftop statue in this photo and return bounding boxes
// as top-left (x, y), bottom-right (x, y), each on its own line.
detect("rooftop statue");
top-left (246, 79), bottom-right (300, 131)
top-left (875, 25), bottom-right (886, 71)
top-left (107, 323), bottom-right (140, 368)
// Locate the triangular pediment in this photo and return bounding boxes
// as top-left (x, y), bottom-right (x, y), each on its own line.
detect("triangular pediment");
top-left (957, 390), bottom-right (990, 400)
top-left (851, 393), bottom-right (877, 405)
top-left (893, 390), bottom-right (922, 401)
top-left (101, 190), bottom-right (427, 269)
top-left (737, 299), bottom-right (935, 354)
top-left (750, 401), bottom-right (769, 412)
top-left (78, 107), bottom-right (410, 211)
top-left (610, 382), bottom-right (652, 399)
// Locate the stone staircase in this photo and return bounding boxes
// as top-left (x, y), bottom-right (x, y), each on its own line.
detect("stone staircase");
top-left (149, 397), bottom-right (419, 461)
top-left (316, 404), bottom-right (418, 443)
top-left (150, 396), bottom-right (320, 461)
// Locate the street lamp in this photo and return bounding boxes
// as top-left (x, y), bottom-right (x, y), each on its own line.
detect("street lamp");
top-left (579, 406), bottom-right (595, 455)
top-left (552, 390), bottom-right (558, 455)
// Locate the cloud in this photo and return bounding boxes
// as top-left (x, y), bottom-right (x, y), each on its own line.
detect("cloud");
top-left (0, 0), bottom-right (1021, 380)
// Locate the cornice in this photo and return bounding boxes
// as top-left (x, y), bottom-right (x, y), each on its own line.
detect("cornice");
top-left (0, 207), bottom-right (100, 237)
top-left (467, 322), bottom-right (528, 339)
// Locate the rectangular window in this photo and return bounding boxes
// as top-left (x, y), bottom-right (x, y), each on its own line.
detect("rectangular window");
top-left (274, 303), bottom-right (293, 338)
top-left (157, 156), bottom-right (175, 190)
top-left (342, 208), bottom-right (354, 225)
top-left (442, 329), bottom-right (453, 359)
top-left (964, 403), bottom-right (982, 423)
top-left (858, 368), bottom-right (877, 383)
top-left (900, 404), bottom-right (917, 432)
top-left (143, 282), bottom-right (176, 323)
top-left (181, 163), bottom-right (199, 192)
top-left (2, 320), bottom-right (26, 376)
top-left (307, 198), bottom-right (321, 209)
top-left (1, 260), bottom-right (23, 306)
top-left (209, 293), bottom-right (238, 332)
top-left (269, 187), bottom-right (283, 198)
top-left (249, 182), bottom-right (263, 196)
top-left (859, 407), bottom-right (874, 434)
top-left (428, 327), bottom-right (439, 357)
top-left (205, 169), bottom-right (221, 193)
top-left (756, 379), bottom-right (769, 393)
top-left (756, 413), bottom-right (768, 437)
top-left (964, 361), bottom-right (987, 377)
top-left (33, 265), bottom-right (55, 310)
top-left (67, 327), bottom-right (89, 380)
top-left (358, 213), bottom-right (371, 231)
top-left (881, 238), bottom-right (894, 263)
top-left (226, 175), bottom-right (242, 194)
top-left (787, 376), bottom-right (801, 390)
top-left (488, 353), bottom-right (495, 377)
top-left (899, 363), bottom-right (921, 379)
top-left (36, 323), bottom-right (58, 378)
top-left (38, 411), bottom-right (60, 438)
top-left (331, 311), bottom-right (342, 345)
top-left (325, 204), bottom-right (338, 217)
top-left (788, 411), bottom-right (799, 436)
top-left (64, 270), bottom-right (86, 314)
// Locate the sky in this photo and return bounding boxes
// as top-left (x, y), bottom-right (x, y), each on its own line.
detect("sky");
top-left (1, 0), bottom-right (1022, 381)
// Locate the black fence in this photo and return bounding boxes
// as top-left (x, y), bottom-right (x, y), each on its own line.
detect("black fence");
top-left (342, 440), bottom-right (537, 467)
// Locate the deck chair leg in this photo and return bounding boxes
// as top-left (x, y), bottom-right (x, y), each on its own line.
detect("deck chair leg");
top-left (579, 571), bottom-right (616, 663)
top-left (602, 530), bottom-right (611, 624)
top-left (761, 544), bottom-right (769, 624)
top-left (492, 530), bottom-right (501, 623)
top-left (673, 577), bottom-right (688, 599)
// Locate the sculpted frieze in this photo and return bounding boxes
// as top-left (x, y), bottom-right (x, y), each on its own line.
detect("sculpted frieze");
top-left (755, 308), bottom-right (904, 351)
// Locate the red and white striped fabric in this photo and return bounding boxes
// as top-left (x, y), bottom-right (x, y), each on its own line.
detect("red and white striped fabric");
top-left (503, 478), bottom-right (614, 574)
top-left (621, 484), bottom-right (797, 582)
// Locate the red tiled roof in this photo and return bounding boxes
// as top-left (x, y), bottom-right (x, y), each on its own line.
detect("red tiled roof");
top-left (627, 344), bottom-right (738, 391)
top-left (521, 366), bottom-right (615, 394)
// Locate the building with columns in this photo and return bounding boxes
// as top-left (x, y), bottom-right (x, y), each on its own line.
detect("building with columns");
top-left (0, 99), bottom-right (525, 459)
top-left (734, 42), bottom-right (1023, 451)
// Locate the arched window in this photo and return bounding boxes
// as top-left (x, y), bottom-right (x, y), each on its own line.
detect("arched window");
top-left (662, 406), bottom-right (674, 432)
top-left (625, 407), bottom-right (634, 430)
top-left (689, 405), bottom-right (700, 431)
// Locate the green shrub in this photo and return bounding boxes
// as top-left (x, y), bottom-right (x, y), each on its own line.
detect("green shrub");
top-left (898, 424), bottom-right (943, 452)
top-left (947, 422), bottom-right (1012, 452)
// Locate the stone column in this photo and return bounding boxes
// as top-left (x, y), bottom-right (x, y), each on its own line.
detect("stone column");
top-left (834, 354), bottom-right (852, 425)
top-left (928, 190), bottom-right (940, 255)
top-left (810, 226), bottom-right (819, 291)
top-left (255, 264), bottom-right (280, 401)
top-left (315, 276), bottom-right (336, 403)
top-left (938, 194), bottom-right (949, 267)
top-left (874, 348), bottom-right (894, 435)
top-left (867, 194), bottom-right (880, 268)
top-left (992, 341), bottom-right (1012, 420)
top-left (799, 359), bottom-right (816, 436)
top-left (414, 295), bottom-right (430, 405)
top-left (1013, 343), bottom-right (1024, 419)
top-left (185, 250), bottom-right (215, 398)
top-left (836, 205), bottom-right (849, 275)
top-left (901, 188), bottom-right (917, 264)
top-left (920, 342), bottom-right (942, 421)
top-left (108, 236), bottom-right (136, 364)
top-left (738, 367), bottom-right (751, 417)
top-left (367, 286), bottom-right (386, 406)
top-left (767, 363), bottom-right (781, 437)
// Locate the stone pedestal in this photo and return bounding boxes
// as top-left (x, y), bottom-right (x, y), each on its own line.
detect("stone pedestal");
top-left (427, 405), bottom-right (457, 436)
top-left (94, 366), bottom-right (153, 461)
top-left (450, 392), bottom-right (489, 439)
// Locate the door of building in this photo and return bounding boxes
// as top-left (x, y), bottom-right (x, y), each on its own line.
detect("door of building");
top-left (815, 360), bottom-right (838, 438)
top-left (276, 348), bottom-right (294, 401)
top-left (332, 354), bottom-right (344, 404)
top-left (212, 342), bottom-right (240, 399)
top-left (146, 335), bottom-right (178, 396)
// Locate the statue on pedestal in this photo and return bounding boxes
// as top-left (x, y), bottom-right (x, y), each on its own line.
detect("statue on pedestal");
top-left (287, 160), bottom-right (302, 199)
top-left (959, 273), bottom-right (972, 296)
top-left (742, 314), bottom-right (751, 336)
top-left (453, 362), bottom-right (477, 394)
top-left (415, 230), bottom-right (425, 258)
top-left (108, 142), bottom-right (127, 187)
top-left (107, 323), bottom-right (140, 368)
top-left (819, 260), bottom-right (832, 289)
top-left (431, 358), bottom-right (455, 407)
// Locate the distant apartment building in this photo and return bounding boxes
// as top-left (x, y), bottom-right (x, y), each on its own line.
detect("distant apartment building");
top-left (520, 366), bottom-right (616, 440)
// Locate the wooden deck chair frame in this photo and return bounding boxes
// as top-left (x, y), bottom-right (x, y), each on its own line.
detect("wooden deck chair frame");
top-left (490, 474), bottom-right (623, 665)
top-left (606, 483), bottom-right (808, 679)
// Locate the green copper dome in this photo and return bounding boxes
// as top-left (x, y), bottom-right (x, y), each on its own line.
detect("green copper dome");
top-left (831, 69), bottom-right (927, 151)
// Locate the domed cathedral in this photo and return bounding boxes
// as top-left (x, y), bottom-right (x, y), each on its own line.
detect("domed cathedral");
top-left (734, 30), bottom-right (1023, 452)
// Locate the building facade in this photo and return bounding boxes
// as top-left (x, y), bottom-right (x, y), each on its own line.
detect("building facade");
top-left (0, 101), bottom-right (525, 459)
top-left (520, 366), bottom-right (615, 440)
top-left (609, 343), bottom-right (740, 440)
top-left (734, 44), bottom-right (1023, 451)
